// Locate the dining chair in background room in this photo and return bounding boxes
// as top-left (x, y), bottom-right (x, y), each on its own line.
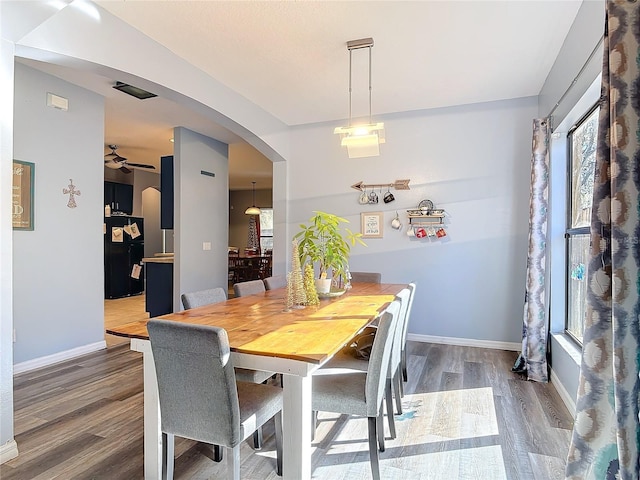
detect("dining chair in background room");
top-left (233, 279), bottom-right (266, 297)
top-left (147, 320), bottom-right (283, 480)
top-left (311, 299), bottom-right (401, 480)
top-left (350, 271), bottom-right (382, 283)
top-left (180, 286), bottom-right (275, 452)
top-left (263, 275), bottom-right (286, 291)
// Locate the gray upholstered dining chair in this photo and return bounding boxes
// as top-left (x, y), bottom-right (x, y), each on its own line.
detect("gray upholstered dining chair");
top-left (350, 271), bottom-right (382, 283)
top-left (147, 320), bottom-right (283, 480)
top-left (314, 285), bottom-right (415, 440)
top-left (181, 287), bottom-right (227, 310)
top-left (263, 275), bottom-right (286, 291)
top-left (233, 279), bottom-right (266, 297)
top-left (311, 299), bottom-right (401, 480)
top-left (399, 283), bottom-right (416, 384)
top-left (180, 285), bottom-right (274, 452)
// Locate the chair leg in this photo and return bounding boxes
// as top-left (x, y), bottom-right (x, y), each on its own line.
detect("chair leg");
top-left (275, 411), bottom-right (283, 476)
top-left (393, 370), bottom-right (403, 415)
top-left (213, 444), bottom-right (223, 462)
top-left (384, 378), bottom-right (396, 439)
top-left (253, 427), bottom-right (263, 450)
top-left (227, 445), bottom-right (241, 480)
top-left (402, 350), bottom-right (408, 382)
top-left (376, 405), bottom-right (385, 452)
top-left (311, 410), bottom-right (318, 441)
top-left (367, 417), bottom-right (381, 480)
top-left (162, 432), bottom-right (175, 480)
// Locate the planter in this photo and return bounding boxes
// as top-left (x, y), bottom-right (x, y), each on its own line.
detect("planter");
top-left (315, 278), bottom-right (332, 294)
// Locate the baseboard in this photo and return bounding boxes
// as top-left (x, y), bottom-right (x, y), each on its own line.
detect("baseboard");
top-left (13, 341), bottom-right (106, 375)
top-left (0, 440), bottom-right (18, 464)
top-left (407, 333), bottom-right (521, 351)
top-left (550, 367), bottom-right (576, 418)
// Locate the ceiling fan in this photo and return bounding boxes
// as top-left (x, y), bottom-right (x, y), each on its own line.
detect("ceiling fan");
top-left (104, 145), bottom-right (155, 173)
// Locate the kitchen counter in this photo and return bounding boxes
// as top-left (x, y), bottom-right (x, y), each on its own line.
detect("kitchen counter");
top-left (142, 256), bottom-right (174, 264)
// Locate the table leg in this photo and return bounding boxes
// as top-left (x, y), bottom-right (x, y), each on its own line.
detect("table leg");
top-left (131, 339), bottom-right (163, 480)
top-left (282, 373), bottom-right (313, 480)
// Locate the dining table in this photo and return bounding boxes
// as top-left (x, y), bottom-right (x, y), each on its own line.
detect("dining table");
top-left (107, 282), bottom-right (406, 480)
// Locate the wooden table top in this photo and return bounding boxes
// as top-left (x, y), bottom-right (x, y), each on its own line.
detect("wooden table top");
top-left (107, 282), bottom-right (405, 364)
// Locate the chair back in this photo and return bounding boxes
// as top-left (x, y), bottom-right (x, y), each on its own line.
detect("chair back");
top-left (350, 272), bottom-right (382, 283)
top-left (400, 283), bottom-right (416, 351)
top-left (364, 299), bottom-right (401, 416)
top-left (264, 275), bottom-right (286, 290)
top-left (181, 287), bottom-right (227, 310)
top-left (233, 279), bottom-right (266, 297)
top-left (389, 288), bottom-right (411, 373)
top-left (147, 320), bottom-right (242, 447)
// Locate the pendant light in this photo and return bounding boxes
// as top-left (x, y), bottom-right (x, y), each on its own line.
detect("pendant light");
top-left (244, 181), bottom-right (261, 215)
top-left (334, 37), bottom-right (385, 158)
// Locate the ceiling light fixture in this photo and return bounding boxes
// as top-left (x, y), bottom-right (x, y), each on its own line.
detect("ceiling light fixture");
top-left (334, 37), bottom-right (385, 158)
top-left (244, 181), bottom-right (261, 215)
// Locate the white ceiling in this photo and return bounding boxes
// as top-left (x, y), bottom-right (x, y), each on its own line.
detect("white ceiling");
top-left (11, 0), bottom-right (584, 188)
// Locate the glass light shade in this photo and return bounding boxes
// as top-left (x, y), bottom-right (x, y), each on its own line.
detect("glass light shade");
top-left (334, 123), bottom-right (385, 158)
top-left (245, 206), bottom-right (261, 215)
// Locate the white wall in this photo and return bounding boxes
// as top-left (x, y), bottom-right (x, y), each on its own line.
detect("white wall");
top-left (12, 64), bottom-right (105, 364)
top-left (284, 97), bottom-right (537, 344)
top-left (0, 35), bottom-right (17, 460)
top-left (173, 127), bottom-right (229, 311)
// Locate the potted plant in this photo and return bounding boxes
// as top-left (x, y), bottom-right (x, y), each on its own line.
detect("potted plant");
top-left (294, 211), bottom-right (366, 293)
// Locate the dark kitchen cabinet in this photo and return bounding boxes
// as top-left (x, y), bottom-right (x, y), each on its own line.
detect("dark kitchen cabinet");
top-left (104, 181), bottom-right (133, 215)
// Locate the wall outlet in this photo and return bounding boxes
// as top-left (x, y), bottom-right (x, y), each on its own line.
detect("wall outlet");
top-left (203, 242), bottom-right (211, 251)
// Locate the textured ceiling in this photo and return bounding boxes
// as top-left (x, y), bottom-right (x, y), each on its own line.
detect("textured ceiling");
top-left (9, 1), bottom-right (584, 188)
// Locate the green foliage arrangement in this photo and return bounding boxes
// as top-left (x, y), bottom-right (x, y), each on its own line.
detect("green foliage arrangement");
top-left (294, 211), bottom-right (366, 280)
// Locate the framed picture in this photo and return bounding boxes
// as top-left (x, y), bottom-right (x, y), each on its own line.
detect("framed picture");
top-left (361, 212), bottom-right (383, 238)
top-left (12, 160), bottom-right (34, 230)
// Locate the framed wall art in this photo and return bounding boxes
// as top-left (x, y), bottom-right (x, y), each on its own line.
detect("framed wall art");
top-left (12, 160), bottom-right (34, 230)
top-left (361, 212), bottom-right (383, 238)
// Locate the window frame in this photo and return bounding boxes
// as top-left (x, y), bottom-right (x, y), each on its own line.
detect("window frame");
top-left (564, 101), bottom-right (599, 345)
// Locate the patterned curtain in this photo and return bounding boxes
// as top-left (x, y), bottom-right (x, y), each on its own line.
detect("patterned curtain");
top-left (247, 215), bottom-right (259, 251)
top-left (566, 2), bottom-right (640, 479)
top-left (512, 118), bottom-right (550, 383)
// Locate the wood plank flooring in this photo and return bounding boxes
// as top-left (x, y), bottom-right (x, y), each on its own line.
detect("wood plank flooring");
top-left (2, 337), bottom-right (573, 479)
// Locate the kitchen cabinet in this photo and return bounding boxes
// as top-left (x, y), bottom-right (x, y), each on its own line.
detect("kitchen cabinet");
top-left (104, 181), bottom-right (133, 215)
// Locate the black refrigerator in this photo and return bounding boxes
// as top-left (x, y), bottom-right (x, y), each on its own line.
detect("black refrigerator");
top-left (104, 216), bottom-right (145, 299)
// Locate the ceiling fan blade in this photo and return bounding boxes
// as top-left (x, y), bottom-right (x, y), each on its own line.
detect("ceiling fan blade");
top-left (126, 162), bottom-right (156, 170)
top-left (104, 159), bottom-right (124, 170)
top-left (119, 166), bottom-right (132, 174)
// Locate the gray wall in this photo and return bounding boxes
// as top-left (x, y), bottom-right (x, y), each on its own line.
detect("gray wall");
top-left (229, 188), bottom-right (273, 252)
top-left (173, 127), bottom-right (229, 311)
top-left (284, 96), bottom-right (537, 345)
top-left (12, 63), bottom-right (105, 363)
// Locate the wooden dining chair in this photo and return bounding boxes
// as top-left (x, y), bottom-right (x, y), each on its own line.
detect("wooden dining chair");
top-left (233, 279), bottom-right (266, 297)
top-left (350, 271), bottom-right (382, 283)
top-left (147, 320), bottom-right (283, 480)
top-left (311, 299), bottom-right (401, 480)
top-left (263, 275), bottom-right (286, 291)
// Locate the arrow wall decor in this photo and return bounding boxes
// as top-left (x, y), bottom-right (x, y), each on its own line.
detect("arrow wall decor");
top-left (351, 179), bottom-right (410, 191)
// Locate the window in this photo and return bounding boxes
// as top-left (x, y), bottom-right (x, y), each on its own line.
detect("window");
top-left (259, 208), bottom-right (273, 252)
top-left (565, 105), bottom-right (599, 344)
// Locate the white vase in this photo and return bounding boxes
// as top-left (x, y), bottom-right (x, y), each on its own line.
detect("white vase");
top-left (315, 278), bottom-right (331, 294)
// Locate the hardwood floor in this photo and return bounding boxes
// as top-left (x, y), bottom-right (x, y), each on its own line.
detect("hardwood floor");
top-left (2, 335), bottom-right (573, 479)
top-left (3, 294), bottom-right (574, 478)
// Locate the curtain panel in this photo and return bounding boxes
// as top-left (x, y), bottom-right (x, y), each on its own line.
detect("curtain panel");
top-left (566, 2), bottom-right (640, 479)
top-left (513, 118), bottom-right (550, 383)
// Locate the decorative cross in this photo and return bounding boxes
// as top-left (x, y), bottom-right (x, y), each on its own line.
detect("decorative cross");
top-left (63, 179), bottom-right (81, 208)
